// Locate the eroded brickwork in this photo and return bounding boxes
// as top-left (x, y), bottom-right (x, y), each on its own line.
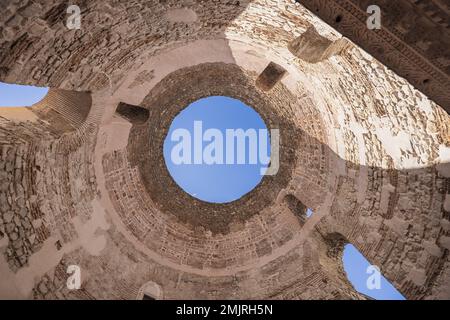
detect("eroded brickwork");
top-left (0, 0), bottom-right (449, 300)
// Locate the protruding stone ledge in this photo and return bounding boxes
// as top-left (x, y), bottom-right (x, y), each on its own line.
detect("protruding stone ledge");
top-left (256, 62), bottom-right (287, 91)
top-left (115, 102), bottom-right (149, 125)
top-left (288, 26), bottom-right (351, 63)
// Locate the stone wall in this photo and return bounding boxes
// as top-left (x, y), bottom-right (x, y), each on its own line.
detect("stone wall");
top-left (299, 0), bottom-right (450, 111)
top-left (0, 116), bottom-right (97, 272)
top-left (0, 0), bottom-right (449, 300)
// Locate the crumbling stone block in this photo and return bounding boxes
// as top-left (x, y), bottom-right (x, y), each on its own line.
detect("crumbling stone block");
top-left (256, 62), bottom-right (287, 91)
top-left (288, 26), bottom-right (350, 63)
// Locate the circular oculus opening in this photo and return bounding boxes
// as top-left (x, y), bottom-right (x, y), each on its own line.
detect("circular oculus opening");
top-left (163, 96), bottom-right (271, 203)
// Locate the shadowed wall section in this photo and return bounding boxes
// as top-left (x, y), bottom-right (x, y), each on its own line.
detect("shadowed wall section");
top-left (0, 88), bottom-right (97, 280)
top-left (115, 102), bottom-right (149, 125)
top-left (31, 89), bottom-right (91, 134)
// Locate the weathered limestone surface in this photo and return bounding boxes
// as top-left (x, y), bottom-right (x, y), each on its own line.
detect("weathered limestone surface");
top-left (299, 0), bottom-right (450, 111)
top-left (0, 0), bottom-right (449, 300)
top-left (288, 25), bottom-right (351, 63)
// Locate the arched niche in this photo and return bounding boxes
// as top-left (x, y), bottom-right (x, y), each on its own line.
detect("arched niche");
top-left (137, 281), bottom-right (163, 300)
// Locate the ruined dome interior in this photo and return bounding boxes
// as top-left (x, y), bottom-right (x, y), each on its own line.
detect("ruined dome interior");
top-left (0, 0), bottom-right (449, 301)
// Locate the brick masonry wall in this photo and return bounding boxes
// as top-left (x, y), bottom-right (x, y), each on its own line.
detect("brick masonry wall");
top-left (0, 0), bottom-right (449, 300)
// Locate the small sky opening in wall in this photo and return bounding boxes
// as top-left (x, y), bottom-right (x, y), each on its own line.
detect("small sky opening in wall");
top-left (343, 244), bottom-right (406, 300)
top-left (0, 82), bottom-right (49, 107)
top-left (163, 96), bottom-right (270, 204)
